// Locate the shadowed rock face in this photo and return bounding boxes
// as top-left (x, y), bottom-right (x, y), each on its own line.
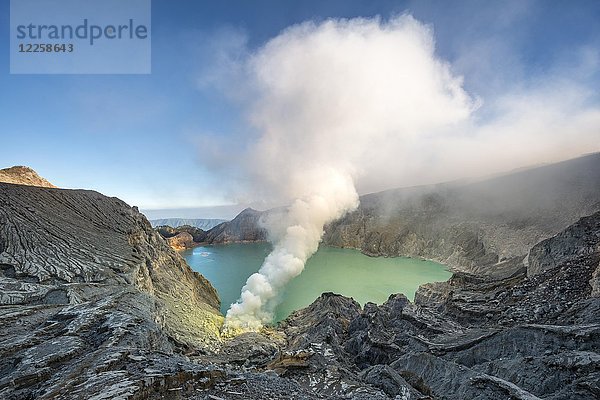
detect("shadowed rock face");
top-left (203, 207), bottom-right (268, 244)
top-left (0, 166), bottom-right (56, 188)
top-left (528, 211), bottom-right (600, 277)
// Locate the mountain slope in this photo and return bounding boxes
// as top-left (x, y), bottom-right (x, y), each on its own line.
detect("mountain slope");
top-left (325, 153), bottom-right (600, 277)
top-left (0, 182), bottom-right (223, 399)
top-left (2, 160), bottom-right (599, 399)
top-left (204, 207), bottom-right (269, 243)
top-left (0, 166), bottom-right (56, 188)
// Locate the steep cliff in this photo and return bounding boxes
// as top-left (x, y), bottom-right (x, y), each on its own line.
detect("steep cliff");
top-left (528, 210), bottom-right (600, 277)
top-left (0, 182), bottom-right (223, 399)
top-left (324, 153), bottom-right (600, 278)
top-left (166, 231), bottom-right (197, 250)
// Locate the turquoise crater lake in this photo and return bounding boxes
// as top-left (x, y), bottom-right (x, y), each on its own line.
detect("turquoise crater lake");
top-left (181, 243), bottom-right (451, 322)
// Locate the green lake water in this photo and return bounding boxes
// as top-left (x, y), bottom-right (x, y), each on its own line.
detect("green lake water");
top-left (181, 243), bottom-right (451, 321)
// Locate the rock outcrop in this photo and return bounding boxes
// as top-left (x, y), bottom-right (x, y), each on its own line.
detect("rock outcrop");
top-left (0, 182), bottom-right (224, 399)
top-left (249, 212), bottom-right (599, 399)
top-left (203, 208), bottom-right (268, 244)
top-left (0, 166), bottom-right (56, 188)
top-left (167, 231), bottom-right (197, 250)
top-left (157, 225), bottom-right (208, 249)
top-left (528, 210), bottom-right (600, 277)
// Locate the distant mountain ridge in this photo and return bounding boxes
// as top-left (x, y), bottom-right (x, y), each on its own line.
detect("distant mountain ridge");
top-left (0, 166), bottom-right (56, 188)
top-left (203, 208), bottom-right (269, 243)
top-left (155, 208), bottom-right (269, 250)
top-left (206, 153), bottom-right (600, 279)
top-left (150, 218), bottom-right (227, 230)
top-left (324, 152), bottom-right (600, 278)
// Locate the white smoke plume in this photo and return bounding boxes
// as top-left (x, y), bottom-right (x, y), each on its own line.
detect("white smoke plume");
top-left (221, 15), bottom-right (477, 331)
top-left (225, 169), bottom-right (358, 330)
top-left (202, 13), bottom-right (600, 331)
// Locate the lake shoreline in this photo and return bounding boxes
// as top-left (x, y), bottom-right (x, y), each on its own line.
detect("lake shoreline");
top-left (181, 243), bottom-right (451, 321)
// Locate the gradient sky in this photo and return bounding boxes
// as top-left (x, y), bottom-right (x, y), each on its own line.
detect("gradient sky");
top-left (1, 0), bottom-right (599, 216)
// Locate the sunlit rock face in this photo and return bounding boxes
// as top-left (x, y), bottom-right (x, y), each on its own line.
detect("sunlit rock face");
top-left (166, 231), bottom-right (197, 250)
top-left (0, 165), bottom-right (56, 188)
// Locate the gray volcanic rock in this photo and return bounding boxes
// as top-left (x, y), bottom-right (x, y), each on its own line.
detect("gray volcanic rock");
top-left (528, 211), bottom-right (600, 276)
top-left (0, 182), bottom-right (224, 399)
top-left (267, 212), bottom-right (600, 399)
top-left (360, 364), bottom-right (421, 399)
top-left (2, 165), bottom-right (600, 399)
top-left (0, 180), bottom-right (343, 400)
top-left (324, 153), bottom-right (600, 278)
top-left (204, 207), bottom-right (268, 243)
top-left (273, 293), bottom-right (391, 398)
top-left (154, 225), bottom-right (206, 248)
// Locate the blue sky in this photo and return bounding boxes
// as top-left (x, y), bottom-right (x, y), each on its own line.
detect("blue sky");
top-left (1, 0), bottom-right (599, 217)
